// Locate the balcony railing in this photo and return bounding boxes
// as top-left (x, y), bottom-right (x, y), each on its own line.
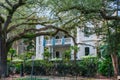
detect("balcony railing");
top-left (45, 38), bottom-right (72, 46)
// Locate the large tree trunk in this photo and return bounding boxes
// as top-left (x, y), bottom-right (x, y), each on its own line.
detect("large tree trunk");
top-left (111, 53), bottom-right (118, 78)
top-left (0, 36), bottom-right (8, 77)
top-left (0, 22), bottom-right (8, 77)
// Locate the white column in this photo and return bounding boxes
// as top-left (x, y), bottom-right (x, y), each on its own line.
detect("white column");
top-left (76, 27), bottom-right (84, 60)
top-left (36, 37), bottom-right (39, 59)
top-left (36, 36), bottom-right (44, 59)
top-left (71, 39), bottom-right (74, 60)
top-left (36, 25), bottom-right (45, 59)
top-left (76, 27), bottom-right (80, 60)
top-left (40, 36), bottom-right (44, 59)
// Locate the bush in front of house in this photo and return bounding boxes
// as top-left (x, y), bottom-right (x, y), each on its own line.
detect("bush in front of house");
top-left (18, 52), bottom-right (35, 60)
top-left (9, 63), bottom-right (22, 75)
top-left (24, 60), bottom-right (54, 75)
top-left (8, 56), bottom-right (99, 77)
top-left (77, 56), bottom-right (98, 77)
top-left (24, 56), bottom-right (98, 77)
top-left (98, 58), bottom-right (114, 77)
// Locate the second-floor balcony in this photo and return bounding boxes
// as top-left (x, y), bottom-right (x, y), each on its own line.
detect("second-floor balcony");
top-left (45, 38), bottom-right (72, 46)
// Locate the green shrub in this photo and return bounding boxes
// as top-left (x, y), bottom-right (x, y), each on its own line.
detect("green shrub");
top-left (18, 52), bottom-right (35, 60)
top-left (9, 62), bottom-right (22, 74)
top-left (77, 56), bottom-right (98, 77)
top-left (24, 60), bottom-right (53, 75)
top-left (62, 50), bottom-right (71, 61)
top-left (8, 57), bottom-right (99, 77)
top-left (43, 48), bottom-right (50, 60)
top-left (98, 58), bottom-right (114, 77)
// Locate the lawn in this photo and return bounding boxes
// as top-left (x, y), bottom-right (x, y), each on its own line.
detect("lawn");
top-left (15, 77), bottom-right (49, 80)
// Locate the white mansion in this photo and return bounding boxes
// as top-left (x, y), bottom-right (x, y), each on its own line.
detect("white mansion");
top-left (36, 25), bottom-right (99, 60)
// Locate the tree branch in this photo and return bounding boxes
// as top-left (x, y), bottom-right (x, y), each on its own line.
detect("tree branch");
top-left (7, 22), bottom-right (52, 33)
top-left (5, 0), bottom-right (13, 7)
top-left (7, 30), bottom-right (59, 46)
top-left (7, 24), bottom-right (75, 45)
top-left (4, 0), bottom-right (25, 31)
top-left (0, 15), bottom-right (4, 23)
top-left (77, 42), bottom-right (96, 48)
top-left (100, 9), bottom-right (120, 20)
top-left (57, 5), bottom-right (99, 15)
top-left (57, 4), bottom-right (120, 20)
top-left (0, 3), bottom-right (11, 11)
top-left (12, 12), bottom-right (36, 21)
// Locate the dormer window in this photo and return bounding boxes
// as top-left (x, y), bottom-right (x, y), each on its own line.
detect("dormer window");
top-left (64, 35), bottom-right (67, 38)
top-left (56, 36), bottom-right (59, 39)
top-left (84, 27), bottom-right (90, 37)
top-left (84, 27), bottom-right (93, 37)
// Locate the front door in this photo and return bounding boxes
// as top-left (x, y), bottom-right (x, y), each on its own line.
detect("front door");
top-left (56, 51), bottom-right (60, 58)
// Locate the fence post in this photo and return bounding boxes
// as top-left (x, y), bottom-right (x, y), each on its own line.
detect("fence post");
top-left (20, 62), bottom-right (24, 77)
top-left (31, 56), bottom-right (35, 80)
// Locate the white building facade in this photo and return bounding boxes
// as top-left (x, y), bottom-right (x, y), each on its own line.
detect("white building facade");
top-left (36, 25), bottom-right (99, 60)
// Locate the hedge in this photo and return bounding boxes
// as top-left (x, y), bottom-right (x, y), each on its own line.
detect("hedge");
top-left (8, 56), bottom-right (99, 77)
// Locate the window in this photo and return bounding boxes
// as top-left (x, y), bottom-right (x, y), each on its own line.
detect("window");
top-left (85, 47), bottom-right (90, 56)
top-left (55, 36), bottom-right (59, 39)
top-left (84, 27), bottom-right (90, 37)
top-left (84, 27), bottom-right (93, 37)
top-left (64, 35), bottom-right (67, 38)
top-left (56, 51), bottom-right (60, 58)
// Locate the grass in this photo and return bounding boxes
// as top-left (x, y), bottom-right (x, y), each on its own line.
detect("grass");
top-left (15, 77), bottom-right (49, 80)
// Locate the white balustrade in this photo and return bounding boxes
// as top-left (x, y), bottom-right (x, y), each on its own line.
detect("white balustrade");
top-left (65, 38), bottom-right (71, 44)
top-left (45, 38), bottom-right (72, 46)
top-left (56, 39), bottom-right (62, 44)
top-left (46, 40), bottom-right (50, 44)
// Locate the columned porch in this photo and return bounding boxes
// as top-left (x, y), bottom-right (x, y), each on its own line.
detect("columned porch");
top-left (49, 45), bottom-right (71, 60)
